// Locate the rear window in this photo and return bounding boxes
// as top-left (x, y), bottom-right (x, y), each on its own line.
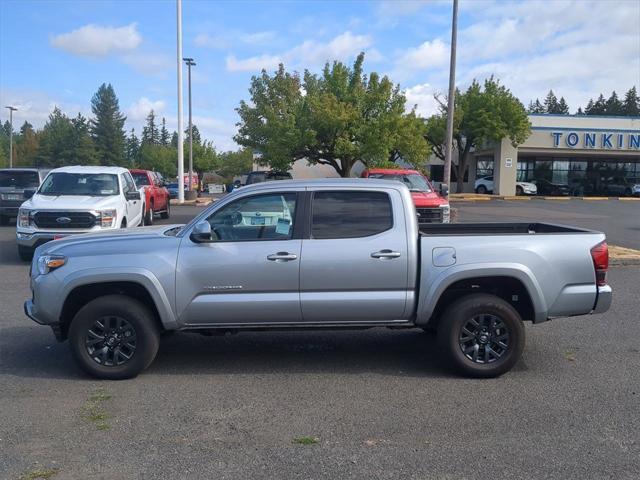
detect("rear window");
top-left (0, 170), bottom-right (40, 188)
top-left (311, 191), bottom-right (393, 239)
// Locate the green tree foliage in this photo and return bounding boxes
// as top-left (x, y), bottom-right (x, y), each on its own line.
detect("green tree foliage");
top-left (126, 128), bottom-right (140, 165)
top-left (15, 121), bottom-right (39, 166)
top-left (36, 108), bottom-right (76, 167)
top-left (90, 83), bottom-right (127, 165)
top-left (543, 90), bottom-right (559, 113)
top-left (585, 93), bottom-right (607, 115)
top-left (142, 110), bottom-right (160, 145)
top-left (137, 144), bottom-right (176, 177)
top-left (527, 99), bottom-right (545, 113)
top-left (235, 53), bottom-right (429, 177)
top-left (622, 86), bottom-right (640, 116)
top-left (160, 117), bottom-right (170, 146)
top-left (424, 77), bottom-right (531, 193)
top-left (70, 114), bottom-right (98, 165)
top-left (216, 148), bottom-right (254, 180)
top-left (556, 97), bottom-right (569, 114)
top-left (170, 131), bottom-right (178, 148)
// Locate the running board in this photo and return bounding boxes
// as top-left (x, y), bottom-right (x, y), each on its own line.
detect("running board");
top-left (181, 319), bottom-right (414, 331)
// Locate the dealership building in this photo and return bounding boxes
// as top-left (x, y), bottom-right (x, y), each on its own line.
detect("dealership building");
top-left (429, 114), bottom-right (640, 196)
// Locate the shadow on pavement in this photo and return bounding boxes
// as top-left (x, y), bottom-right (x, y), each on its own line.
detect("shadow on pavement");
top-left (0, 224), bottom-right (25, 266)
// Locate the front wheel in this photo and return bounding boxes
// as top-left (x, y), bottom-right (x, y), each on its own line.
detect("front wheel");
top-left (68, 295), bottom-right (160, 379)
top-left (516, 185), bottom-right (524, 196)
top-left (476, 185), bottom-right (487, 194)
top-left (438, 293), bottom-right (525, 378)
top-left (160, 200), bottom-right (170, 219)
top-left (144, 204), bottom-right (154, 226)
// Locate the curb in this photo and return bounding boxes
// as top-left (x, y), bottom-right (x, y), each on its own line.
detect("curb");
top-left (170, 199), bottom-right (214, 207)
top-left (609, 245), bottom-right (640, 266)
top-left (449, 195), bottom-right (638, 202)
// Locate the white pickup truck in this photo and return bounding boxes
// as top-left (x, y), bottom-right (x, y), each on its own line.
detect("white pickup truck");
top-left (16, 166), bottom-right (144, 260)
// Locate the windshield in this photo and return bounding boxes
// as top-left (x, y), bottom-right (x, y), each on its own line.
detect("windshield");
top-left (0, 170), bottom-right (40, 189)
top-left (39, 172), bottom-right (120, 196)
top-left (367, 173), bottom-right (432, 192)
top-left (131, 172), bottom-right (150, 186)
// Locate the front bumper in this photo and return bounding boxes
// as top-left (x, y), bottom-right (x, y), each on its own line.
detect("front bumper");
top-left (593, 285), bottom-right (612, 314)
top-left (24, 299), bottom-right (45, 324)
top-left (16, 231), bottom-right (70, 248)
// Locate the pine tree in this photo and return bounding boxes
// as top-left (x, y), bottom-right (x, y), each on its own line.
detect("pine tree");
top-left (36, 107), bottom-right (76, 167)
top-left (126, 128), bottom-right (140, 165)
top-left (587, 94), bottom-right (607, 115)
top-left (185, 124), bottom-right (201, 146)
top-left (557, 97), bottom-right (569, 114)
top-left (90, 83), bottom-right (127, 165)
top-left (16, 121), bottom-right (39, 167)
top-left (142, 110), bottom-right (160, 145)
top-left (576, 107), bottom-right (584, 115)
top-left (605, 91), bottom-right (623, 115)
top-left (160, 117), bottom-right (170, 146)
top-left (543, 90), bottom-right (559, 113)
top-left (584, 99), bottom-right (595, 114)
top-left (71, 113), bottom-right (98, 165)
top-left (171, 131), bottom-right (178, 148)
top-left (622, 86), bottom-right (639, 116)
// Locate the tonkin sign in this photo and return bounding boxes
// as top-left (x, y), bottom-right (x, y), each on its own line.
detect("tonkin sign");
top-left (551, 131), bottom-right (640, 150)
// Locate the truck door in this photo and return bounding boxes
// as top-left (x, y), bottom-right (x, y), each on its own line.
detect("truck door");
top-left (121, 172), bottom-right (143, 226)
top-left (300, 189), bottom-right (410, 322)
top-left (176, 191), bottom-right (303, 325)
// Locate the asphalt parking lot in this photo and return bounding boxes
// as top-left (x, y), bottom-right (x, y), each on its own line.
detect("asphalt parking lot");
top-left (1, 205), bottom-right (639, 479)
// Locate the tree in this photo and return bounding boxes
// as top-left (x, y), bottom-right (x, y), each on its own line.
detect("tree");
top-left (90, 83), bottom-right (127, 165)
top-left (622, 86), bottom-right (640, 116)
top-left (185, 124), bottom-right (202, 146)
top-left (605, 91), bottom-right (623, 115)
top-left (424, 77), bottom-right (531, 193)
top-left (170, 131), bottom-right (178, 148)
top-left (527, 99), bottom-right (545, 113)
top-left (543, 90), bottom-right (559, 113)
top-left (141, 110), bottom-right (160, 145)
top-left (36, 108), bottom-right (76, 167)
top-left (126, 128), bottom-right (140, 165)
top-left (586, 94), bottom-right (607, 115)
top-left (217, 148), bottom-right (254, 180)
top-left (137, 144), bottom-right (175, 177)
top-left (70, 113), bottom-right (98, 165)
top-left (16, 121), bottom-right (39, 167)
top-left (576, 107), bottom-right (584, 115)
top-left (557, 97), bottom-right (569, 114)
top-left (160, 117), bottom-right (170, 146)
top-left (235, 53), bottom-right (430, 177)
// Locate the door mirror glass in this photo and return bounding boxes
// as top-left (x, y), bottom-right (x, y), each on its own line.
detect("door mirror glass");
top-left (125, 191), bottom-right (141, 201)
top-left (191, 221), bottom-right (212, 243)
top-left (439, 183), bottom-right (449, 198)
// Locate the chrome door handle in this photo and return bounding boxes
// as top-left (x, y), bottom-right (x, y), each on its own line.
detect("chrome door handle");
top-left (371, 250), bottom-right (401, 259)
top-left (267, 252), bottom-right (298, 262)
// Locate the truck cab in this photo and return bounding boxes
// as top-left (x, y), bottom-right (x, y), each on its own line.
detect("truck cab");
top-left (362, 168), bottom-right (450, 223)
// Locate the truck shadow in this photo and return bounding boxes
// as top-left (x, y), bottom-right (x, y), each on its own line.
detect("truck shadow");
top-left (0, 225), bottom-right (25, 266)
top-left (2, 326), bottom-right (462, 379)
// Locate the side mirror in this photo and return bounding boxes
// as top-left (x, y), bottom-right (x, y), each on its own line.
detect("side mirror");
top-left (439, 183), bottom-right (449, 198)
top-left (190, 221), bottom-right (212, 243)
top-left (24, 189), bottom-right (36, 199)
top-left (125, 191), bottom-right (141, 201)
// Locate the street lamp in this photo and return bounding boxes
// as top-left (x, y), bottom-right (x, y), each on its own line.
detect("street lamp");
top-left (183, 57), bottom-right (196, 194)
top-left (443, 0), bottom-right (458, 194)
top-left (5, 105), bottom-right (17, 168)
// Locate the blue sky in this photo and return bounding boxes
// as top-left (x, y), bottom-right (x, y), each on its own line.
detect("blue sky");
top-left (1, 0), bottom-right (639, 151)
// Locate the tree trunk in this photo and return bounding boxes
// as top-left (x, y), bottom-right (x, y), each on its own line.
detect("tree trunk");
top-left (455, 147), bottom-right (470, 193)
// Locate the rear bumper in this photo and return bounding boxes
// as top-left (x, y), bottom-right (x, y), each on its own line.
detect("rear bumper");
top-left (593, 285), bottom-right (612, 314)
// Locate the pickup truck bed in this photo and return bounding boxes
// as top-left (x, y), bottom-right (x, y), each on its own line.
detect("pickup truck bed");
top-left (420, 222), bottom-right (592, 235)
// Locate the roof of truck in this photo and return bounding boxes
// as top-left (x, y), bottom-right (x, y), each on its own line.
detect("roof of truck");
top-left (48, 165), bottom-right (130, 174)
top-left (237, 177), bottom-right (409, 192)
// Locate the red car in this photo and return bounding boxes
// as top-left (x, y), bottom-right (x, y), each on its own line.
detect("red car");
top-left (129, 169), bottom-right (171, 225)
top-left (362, 168), bottom-right (450, 224)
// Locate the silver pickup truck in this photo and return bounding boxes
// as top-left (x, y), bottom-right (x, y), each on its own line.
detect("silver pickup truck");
top-left (24, 179), bottom-right (612, 379)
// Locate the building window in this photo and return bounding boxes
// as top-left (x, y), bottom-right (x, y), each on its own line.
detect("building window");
top-left (430, 164), bottom-right (469, 183)
top-left (476, 156), bottom-right (494, 178)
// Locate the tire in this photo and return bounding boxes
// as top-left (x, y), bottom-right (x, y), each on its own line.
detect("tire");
top-left (144, 204), bottom-right (154, 226)
top-left (68, 295), bottom-right (160, 380)
top-left (516, 185), bottom-right (524, 196)
top-left (160, 200), bottom-right (170, 219)
top-left (121, 219), bottom-right (126, 229)
top-left (437, 293), bottom-right (525, 378)
top-left (0, 215), bottom-right (9, 226)
top-left (476, 185), bottom-right (487, 194)
top-left (18, 245), bottom-right (34, 262)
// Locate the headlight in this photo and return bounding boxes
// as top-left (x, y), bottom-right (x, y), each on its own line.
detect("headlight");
top-left (37, 254), bottom-right (66, 275)
top-left (18, 208), bottom-right (33, 228)
top-left (97, 209), bottom-right (117, 228)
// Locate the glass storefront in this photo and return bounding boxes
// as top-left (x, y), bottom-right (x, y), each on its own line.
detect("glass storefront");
top-left (518, 156), bottom-right (640, 196)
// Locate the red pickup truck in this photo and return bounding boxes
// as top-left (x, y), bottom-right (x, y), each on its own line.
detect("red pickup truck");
top-left (129, 169), bottom-right (171, 225)
top-left (362, 168), bottom-right (450, 224)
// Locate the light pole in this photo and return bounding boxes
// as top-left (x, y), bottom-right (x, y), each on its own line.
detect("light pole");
top-left (176, 0), bottom-right (185, 203)
top-left (443, 0), bottom-right (458, 193)
top-left (183, 57), bottom-right (196, 193)
top-left (5, 106), bottom-right (17, 168)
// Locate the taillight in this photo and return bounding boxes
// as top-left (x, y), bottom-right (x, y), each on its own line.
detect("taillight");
top-left (590, 241), bottom-right (608, 286)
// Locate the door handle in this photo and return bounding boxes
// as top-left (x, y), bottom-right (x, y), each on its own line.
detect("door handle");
top-left (267, 252), bottom-right (298, 262)
top-left (371, 249), bottom-right (401, 259)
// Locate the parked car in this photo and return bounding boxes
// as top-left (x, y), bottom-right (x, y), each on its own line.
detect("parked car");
top-left (474, 176), bottom-right (537, 195)
top-left (130, 169), bottom-right (170, 225)
top-left (245, 170), bottom-right (292, 185)
top-left (0, 168), bottom-right (49, 225)
top-left (16, 166), bottom-right (144, 260)
top-left (603, 177), bottom-right (640, 196)
top-left (530, 178), bottom-right (571, 196)
top-left (166, 182), bottom-right (187, 199)
top-left (24, 179), bottom-right (611, 380)
top-left (362, 168), bottom-right (450, 223)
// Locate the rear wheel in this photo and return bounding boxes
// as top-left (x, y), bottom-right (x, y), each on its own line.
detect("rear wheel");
top-left (516, 185), bottom-right (524, 196)
top-left (68, 295), bottom-right (160, 379)
top-left (18, 245), bottom-right (33, 262)
top-left (144, 204), bottom-right (154, 226)
top-left (476, 185), bottom-right (487, 194)
top-left (438, 293), bottom-right (525, 378)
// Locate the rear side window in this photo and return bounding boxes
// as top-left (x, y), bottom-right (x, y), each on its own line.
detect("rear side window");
top-left (311, 191), bottom-right (393, 239)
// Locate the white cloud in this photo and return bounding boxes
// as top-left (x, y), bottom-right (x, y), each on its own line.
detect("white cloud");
top-left (396, 39), bottom-right (449, 70)
top-left (126, 97), bottom-right (166, 121)
top-left (122, 52), bottom-right (173, 77)
top-left (0, 88), bottom-right (88, 128)
top-left (404, 83), bottom-right (441, 117)
top-left (51, 23), bottom-right (141, 57)
top-left (225, 31), bottom-right (374, 72)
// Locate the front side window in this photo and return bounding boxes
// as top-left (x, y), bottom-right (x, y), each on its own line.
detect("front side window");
top-left (39, 173), bottom-right (119, 196)
top-left (205, 193), bottom-right (297, 241)
top-left (311, 191), bottom-right (393, 239)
